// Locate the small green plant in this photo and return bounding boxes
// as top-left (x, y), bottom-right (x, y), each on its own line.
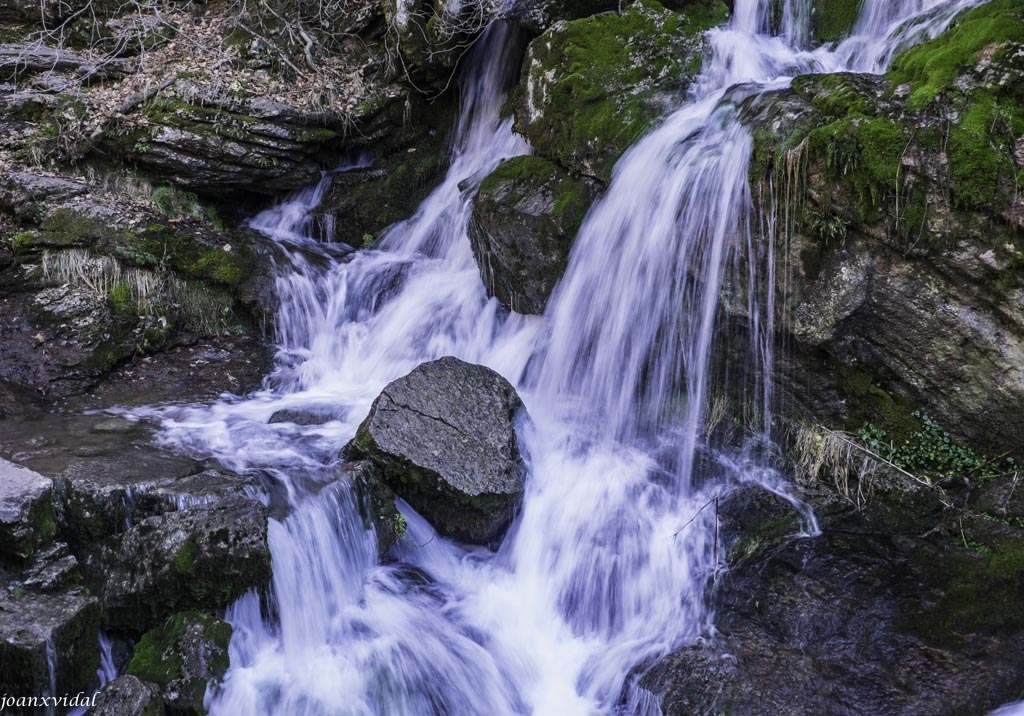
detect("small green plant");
top-left (857, 411), bottom-right (1008, 480)
top-left (362, 233), bottom-right (375, 249)
top-left (107, 280), bottom-right (134, 314)
top-left (808, 208), bottom-right (848, 242)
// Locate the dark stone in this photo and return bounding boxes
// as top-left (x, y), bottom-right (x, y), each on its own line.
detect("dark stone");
top-left (91, 675), bottom-right (164, 716)
top-left (99, 496), bottom-right (271, 632)
top-left (345, 460), bottom-right (404, 555)
top-left (346, 356), bottom-right (528, 544)
top-left (0, 588), bottom-right (101, 698)
top-left (645, 527), bottom-right (1024, 715)
top-left (469, 155), bottom-right (594, 314)
top-left (126, 611), bottom-right (232, 715)
top-left (0, 458), bottom-right (55, 561)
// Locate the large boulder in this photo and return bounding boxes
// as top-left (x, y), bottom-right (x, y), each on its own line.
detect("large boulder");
top-left (513, 0), bottom-right (728, 182)
top-left (469, 155), bottom-right (594, 314)
top-left (126, 611), bottom-right (232, 715)
top-left (346, 357), bottom-right (528, 544)
top-left (0, 458), bottom-right (56, 561)
top-left (99, 495), bottom-right (271, 632)
top-left (0, 588), bottom-right (101, 698)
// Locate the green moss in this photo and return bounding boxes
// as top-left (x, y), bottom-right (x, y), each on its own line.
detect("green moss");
top-left (888, 0), bottom-right (1024, 109)
top-left (173, 538), bottom-right (196, 576)
top-left (107, 281), bottom-right (134, 314)
top-left (813, 0), bottom-right (863, 43)
top-left (836, 366), bottom-right (919, 435)
top-left (114, 224), bottom-right (253, 288)
top-left (925, 539), bottom-right (1024, 633)
top-left (37, 208), bottom-right (111, 247)
top-left (728, 514), bottom-right (801, 564)
top-left (947, 95), bottom-right (1021, 209)
top-left (11, 231), bottom-right (38, 253)
top-left (791, 73), bottom-right (878, 117)
top-left (479, 156), bottom-right (555, 194)
top-left (127, 611), bottom-right (233, 709)
top-left (516, 0), bottom-right (726, 180)
top-left (808, 116), bottom-right (905, 217)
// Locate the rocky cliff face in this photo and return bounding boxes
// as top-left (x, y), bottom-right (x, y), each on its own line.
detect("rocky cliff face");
top-left (745, 0), bottom-right (1024, 455)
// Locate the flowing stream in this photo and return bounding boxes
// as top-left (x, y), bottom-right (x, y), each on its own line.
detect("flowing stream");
top-left (136, 0), bottom-right (982, 713)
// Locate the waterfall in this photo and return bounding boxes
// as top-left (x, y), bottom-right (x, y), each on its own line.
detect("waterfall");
top-left (128, 1), bottom-right (985, 714)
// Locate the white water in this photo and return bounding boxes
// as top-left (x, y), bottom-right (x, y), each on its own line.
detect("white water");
top-left (129, 1), bottom-right (982, 713)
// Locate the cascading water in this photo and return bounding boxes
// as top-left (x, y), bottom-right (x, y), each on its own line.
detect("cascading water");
top-left (131, 1), bottom-right (985, 713)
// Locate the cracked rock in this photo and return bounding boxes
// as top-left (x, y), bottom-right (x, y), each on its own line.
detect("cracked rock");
top-left (345, 356), bottom-right (528, 545)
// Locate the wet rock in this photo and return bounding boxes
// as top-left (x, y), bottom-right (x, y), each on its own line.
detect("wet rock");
top-left (644, 526), bottom-right (1024, 715)
top-left (126, 611), bottom-right (232, 715)
top-left (469, 155), bottom-right (594, 314)
top-left (314, 119), bottom-right (452, 245)
top-left (345, 460), bottom-right (404, 555)
top-left (346, 356), bottom-right (528, 544)
top-left (20, 541), bottom-right (81, 592)
top-left (267, 407), bottom-right (338, 426)
top-left (0, 413), bottom-right (253, 549)
top-left (0, 588), bottom-right (100, 697)
top-left (100, 496), bottom-right (271, 632)
top-left (513, 0), bottom-right (727, 182)
top-left (91, 675), bottom-right (164, 716)
top-left (0, 458), bottom-right (55, 561)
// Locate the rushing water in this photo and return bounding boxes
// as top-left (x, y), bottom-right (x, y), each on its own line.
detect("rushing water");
top-left (132, 0), bottom-right (983, 713)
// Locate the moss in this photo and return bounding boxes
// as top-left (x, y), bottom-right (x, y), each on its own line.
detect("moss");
top-left (478, 155), bottom-right (556, 194)
top-left (922, 537), bottom-right (1024, 633)
top-left (173, 538), bottom-right (196, 576)
top-left (887, 0), bottom-right (1024, 109)
top-left (11, 231), bottom-right (38, 253)
top-left (114, 223), bottom-right (253, 288)
top-left (808, 115), bottom-right (905, 217)
top-left (947, 95), bottom-right (1022, 209)
top-left (813, 0), bottom-right (863, 43)
top-left (728, 514), bottom-right (801, 564)
top-left (127, 611), bottom-right (233, 710)
top-left (515, 0), bottom-right (727, 180)
top-left (791, 72), bottom-right (878, 117)
top-left (107, 281), bottom-right (134, 315)
top-left (37, 208), bottom-right (111, 247)
top-left (28, 499), bottom-right (58, 549)
top-left (836, 366), bottom-right (920, 436)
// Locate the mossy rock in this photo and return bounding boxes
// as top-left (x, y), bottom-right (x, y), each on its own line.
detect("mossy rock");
top-left (127, 611), bottom-right (232, 715)
top-left (315, 114), bottom-right (452, 245)
top-left (469, 155), bottom-right (594, 313)
top-left (513, 0), bottom-right (729, 182)
top-left (887, 0), bottom-right (1024, 109)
